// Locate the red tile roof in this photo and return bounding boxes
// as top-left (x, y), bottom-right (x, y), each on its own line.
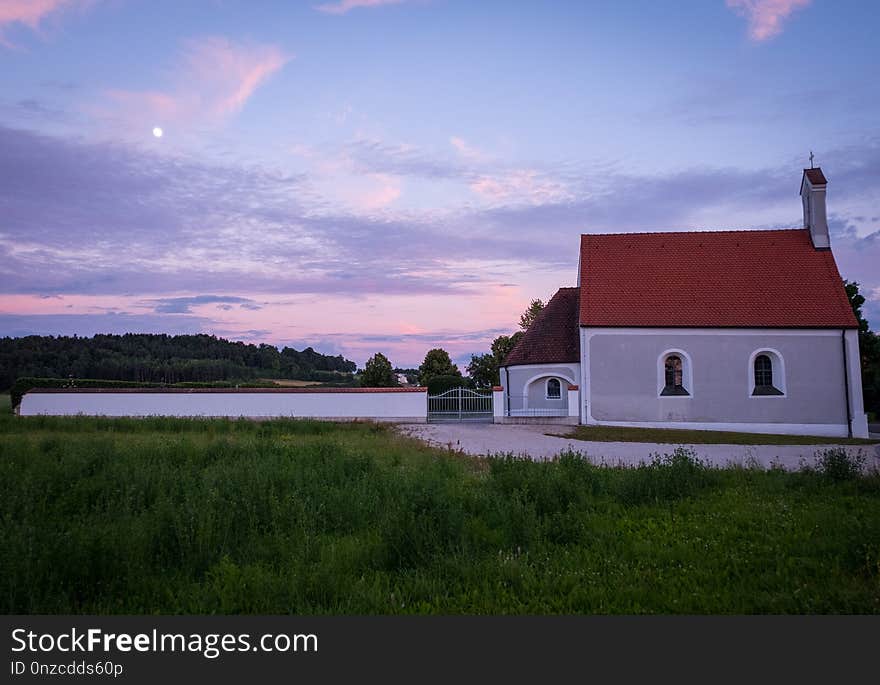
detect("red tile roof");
top-left (579, 228), bottom-right (857, 328)
top-left (803, 168), bottom-right (827, 185)
top-left (504, 287), bottom-right (580, 367)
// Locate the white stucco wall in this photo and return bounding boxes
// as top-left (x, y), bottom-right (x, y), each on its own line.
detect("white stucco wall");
top-left (18, 389), bottom-right (428, 421)
top-left (580, 327), bottom-right (868, 438)
top-left (500, 362), bottom-right (580, 416)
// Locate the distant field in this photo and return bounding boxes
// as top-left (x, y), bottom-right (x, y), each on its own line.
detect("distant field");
top-left (1, 414), bottom-right (878, 613)
top-left (266, 379), bottom-right (323, 387)
top-left (561, 424), bottom-right (879, 446)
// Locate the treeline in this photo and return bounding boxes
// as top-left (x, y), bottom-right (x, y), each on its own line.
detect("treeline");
top-left (0, 334), bottom-right (356, 390)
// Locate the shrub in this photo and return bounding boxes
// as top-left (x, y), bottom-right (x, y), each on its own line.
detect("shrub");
top-left (613, 447), bottom-right (717, 505)
top-left (426, 375), bottom-right (475, 395)
top-left (814, 448), bottom-right (866, 481)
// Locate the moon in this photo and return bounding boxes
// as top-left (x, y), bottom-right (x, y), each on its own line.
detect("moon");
top-left (152, 127), bottom-right (163, 138)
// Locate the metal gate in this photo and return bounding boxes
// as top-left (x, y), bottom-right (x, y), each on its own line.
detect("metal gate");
top-left (427, 387), bottom-right (493, 422)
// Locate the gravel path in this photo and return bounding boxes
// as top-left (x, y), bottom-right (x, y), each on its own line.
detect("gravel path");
top-left (399, 423), bottom-right (880, 471)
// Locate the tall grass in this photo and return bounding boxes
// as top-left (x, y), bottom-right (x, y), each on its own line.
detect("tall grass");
top-left (1, 414), bottom-right (878, 613)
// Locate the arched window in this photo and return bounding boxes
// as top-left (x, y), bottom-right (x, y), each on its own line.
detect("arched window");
top-left (753, 354), bottom-right (783, 395)
top-left (546, 378), bottom-right (561, 399)
top-left (661, 355), bottom-right (689, 396)
top-left (657, 349), bottom-right (692, 397)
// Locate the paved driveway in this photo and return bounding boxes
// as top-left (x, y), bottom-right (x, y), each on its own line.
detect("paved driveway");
top-left (399, 423), bottom-right (880, 471)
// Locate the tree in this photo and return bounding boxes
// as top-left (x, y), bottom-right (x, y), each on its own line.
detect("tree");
top-left (361, 352), bottom-right (396, 387)
top-left (491, 332), bottom-right (523, 363)
top-left (0, 333), bottom-right (357, 391)
top-left (519, 299), bottom-right (545, 330)
top-left (845, 280), bottom-right (880, 416)
top-left (393, 367), bottom-right (419, 385)
top-left (467, 332), bottom-right (525, 387)
top-left (466, 353), bottom-right (496, 388)
top-left (418, 348), bottom-right (460, 386)
top-left (845, 280), bottom-right (872, 339)
top-left (462, 298), bottom-right (535, 389)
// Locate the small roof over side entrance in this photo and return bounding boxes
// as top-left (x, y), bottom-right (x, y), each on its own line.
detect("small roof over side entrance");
top-left (503, 287), bottom-right (580, 367)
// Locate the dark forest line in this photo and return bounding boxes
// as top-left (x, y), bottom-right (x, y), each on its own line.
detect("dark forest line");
top-left (0, 333), bottom-right (357, 390)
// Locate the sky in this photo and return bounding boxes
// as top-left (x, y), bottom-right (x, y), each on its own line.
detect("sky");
top-left (0, 0), bottom-right (878, 368)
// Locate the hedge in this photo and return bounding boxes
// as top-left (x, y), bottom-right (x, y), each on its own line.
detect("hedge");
top-left (426, 375), bottom-right (475, 395)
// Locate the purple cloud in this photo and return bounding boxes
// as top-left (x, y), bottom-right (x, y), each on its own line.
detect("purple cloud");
top-left (2, 123), bottom-right (878, 345)
top-left (0, 312), bottom-right (207, 338)
top-left (145, 295), bottom-right (261, 314)
top-left (313, 0), bottom-right (409, 16)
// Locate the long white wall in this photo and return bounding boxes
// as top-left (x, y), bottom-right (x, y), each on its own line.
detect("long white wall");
top-left (19, 389), bottom-right (428, 421)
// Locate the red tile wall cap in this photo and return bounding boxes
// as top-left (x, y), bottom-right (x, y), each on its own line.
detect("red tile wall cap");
top-left (26, 386), bottom-right (429, 394)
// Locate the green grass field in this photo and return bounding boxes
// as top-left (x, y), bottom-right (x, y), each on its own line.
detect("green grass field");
top-left (560, 424), bottom-right (879, 445)
top-left (1, 413), bottom-right (878, 613)
top-left (0, 394), bottom-right (10, 415)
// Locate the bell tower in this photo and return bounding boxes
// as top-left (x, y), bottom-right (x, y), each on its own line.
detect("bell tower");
top-left (800, 164), bottom-right (829, 249)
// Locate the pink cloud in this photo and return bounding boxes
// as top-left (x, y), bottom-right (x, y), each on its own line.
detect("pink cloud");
top-left (450, 135), bottom-right (489, 163)
top-left (100, 36), bottom-right (290, 130)
top-left (0, 0), bottom-right (86, 28)
top-left (470, 170), bottom-right (572, 206)
top-left (324, 172), bottom-right (402, 211)
top-left (103, 90), bottom-right (181, 121)
top-left (0, 0), bottom-right (95, 47)
top-left (726, 0), bottom-right (811, 41)
top-left (179, 37), bottom-right (290, 117)
top-left (356, 174), bottom-right (402, 210)
top-left (314, 0), bottom-right (408, 15)
top-left (0, 291), bottom-right (522, 367)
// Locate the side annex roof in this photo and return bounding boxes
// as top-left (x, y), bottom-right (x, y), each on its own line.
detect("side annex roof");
top-left (503, 287), bottom-right (580, 367)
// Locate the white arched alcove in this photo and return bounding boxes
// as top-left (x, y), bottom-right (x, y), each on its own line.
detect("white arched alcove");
top-left (748, 348), bottom-right (787, 397)
top-left (656, 348), bottom-right (694, 398)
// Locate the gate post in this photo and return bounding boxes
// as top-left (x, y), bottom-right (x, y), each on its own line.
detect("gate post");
top-left (567, 384), bottom-right (579, 419)
top-left (458, 386), bottom-right (462, 421)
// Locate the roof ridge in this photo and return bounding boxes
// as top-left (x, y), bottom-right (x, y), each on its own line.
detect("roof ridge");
top-left (580, 227), bottom-right (806, 238)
